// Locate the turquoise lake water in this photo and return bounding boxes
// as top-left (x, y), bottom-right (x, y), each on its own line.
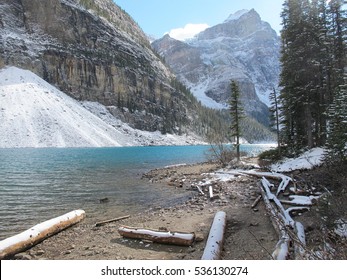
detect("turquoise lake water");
top-left (0, 144), bottom-right (271, 240)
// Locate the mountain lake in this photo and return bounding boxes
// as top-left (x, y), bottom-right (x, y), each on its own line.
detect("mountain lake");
top-left (0, 144), bottom-right (273, 240)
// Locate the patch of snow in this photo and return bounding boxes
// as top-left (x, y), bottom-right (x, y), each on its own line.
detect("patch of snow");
top-left (0, 66), bottom-right (205, 148)
top-left (184, 78), bottom-right (228, 110)
top-left (271, 148), bottom-right (326, 172)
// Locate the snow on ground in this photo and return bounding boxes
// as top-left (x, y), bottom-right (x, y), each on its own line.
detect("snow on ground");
top-left (271, 148), bottom-right (326, 172)
top-left (0, 66), bottom-right (204, 148)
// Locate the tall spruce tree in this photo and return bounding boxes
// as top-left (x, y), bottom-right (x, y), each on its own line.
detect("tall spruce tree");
top-left (269, 88), bottom-right (281, 155)
top-left (229, 80), bottom-right (244, 162)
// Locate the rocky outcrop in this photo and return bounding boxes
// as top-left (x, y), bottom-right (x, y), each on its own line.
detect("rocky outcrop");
top-left (0, 0), bottom-right (208, 134)
top-left (152, 9), bottom-right (281, 126)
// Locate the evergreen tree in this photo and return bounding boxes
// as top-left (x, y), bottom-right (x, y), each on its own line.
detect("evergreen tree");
top-left (327, 73), bottom-right (347, 161)
top-left (269, 88), bottom-right (281, 155)
top-left (279, 0), bottom-right (346, 155)
top-left (229, 80), bottom-right (244, 162)
top-left (280, 0), bottom-right (311, 150)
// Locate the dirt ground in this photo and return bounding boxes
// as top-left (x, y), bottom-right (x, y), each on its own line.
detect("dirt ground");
top-left (12, 160), bottom-right (279, 260)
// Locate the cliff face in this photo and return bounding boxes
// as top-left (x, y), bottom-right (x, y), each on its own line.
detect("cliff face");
top-left (0, 0), bottom-right (199, 134)
top-left (152, 9), bottom-right (281, 126)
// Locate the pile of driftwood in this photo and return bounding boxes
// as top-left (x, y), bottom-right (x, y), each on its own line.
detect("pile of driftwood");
top-left (240, 170), bottom-right (322, 260)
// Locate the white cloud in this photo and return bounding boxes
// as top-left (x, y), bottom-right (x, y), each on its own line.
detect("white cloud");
top-left (167, 23), bottom-right (209, 41)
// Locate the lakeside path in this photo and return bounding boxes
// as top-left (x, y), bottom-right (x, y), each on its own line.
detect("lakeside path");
top-left (12, 161), bottom-right (277, 260)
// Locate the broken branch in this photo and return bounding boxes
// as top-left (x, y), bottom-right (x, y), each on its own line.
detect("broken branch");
top-left (95, 215), bottom-right (130, 227)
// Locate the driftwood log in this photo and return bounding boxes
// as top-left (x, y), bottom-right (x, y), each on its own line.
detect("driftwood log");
top-left (118, 226), bottom-right (195, 246)
top-left (251, 195), bottom-right (262, 209)
top-left (258, 181), bottom-right (290, 260)
top-left (196, 185), bottom-right (205, 195)
top-left (95, 215), bottom-right (130, 227)
top-left (0, 210), bottom-right (86, 259)
top-left (209, 186), bottom-right (214, 199)
top-left (201, 211), bottom-right (227, 260)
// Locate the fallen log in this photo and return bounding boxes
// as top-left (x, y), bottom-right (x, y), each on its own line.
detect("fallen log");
top-left (280, 195), bottom-right (321, 206)
top-left (95, 215), bottom-right (130, 227)
top-left (118, 226), bottom-right (195, 246)
top-left (196, 185), bottom-right (205, 195)
top-left (239, 171), bottom-right (292, 195)
top-left (251, 195), bottom-right (262, 209)
top-left (209, 186), bottom-right (214, 199)
top-left (0, 210), bottom-right (86, 259)
top-left (261, 177), bottom-right (295, 228)
top-left (257, 182), bottom-right (290, 259)
top-left (201, 211), bottom-right (227, 260)
top-left (294, 221), bottom-right (306, 260)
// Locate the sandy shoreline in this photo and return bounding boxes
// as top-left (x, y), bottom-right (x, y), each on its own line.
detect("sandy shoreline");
top-left (10, 160), bottom-right (278, 260)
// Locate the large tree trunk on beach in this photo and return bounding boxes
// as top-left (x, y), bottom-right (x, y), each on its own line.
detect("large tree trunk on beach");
top-left (201, 211), bottom-right (227, 260)
top-left (0, 210), bottom-right (86, 259)
top-left (118, 226), bottom-right (195, 246)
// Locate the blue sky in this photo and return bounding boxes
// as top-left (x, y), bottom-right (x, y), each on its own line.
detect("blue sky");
top-left (114, 0), bottom-right (284, 40)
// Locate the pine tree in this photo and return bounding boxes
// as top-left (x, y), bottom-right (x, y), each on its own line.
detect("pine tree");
top-left (269, 88), bottom-right (281, 155)
top-left (229, 80), bottom-right (244, 162)
top-left (327, 73), bottom-right (347, 161)
top-left (279, 0), bottom-right (346, 153)
top-left (280, 0), bottom-right (312, 150)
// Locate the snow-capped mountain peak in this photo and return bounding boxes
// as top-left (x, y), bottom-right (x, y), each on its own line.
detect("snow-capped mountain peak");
top-left (152, 8), bottom-right (280, 126)
top-left (224, 9), bottom-right (250, 22)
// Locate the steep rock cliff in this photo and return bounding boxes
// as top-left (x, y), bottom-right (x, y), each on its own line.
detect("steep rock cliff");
top-left (0, 0), bottom-right (208, 135)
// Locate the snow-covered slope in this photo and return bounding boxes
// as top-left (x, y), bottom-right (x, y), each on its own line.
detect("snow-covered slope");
top-left (271, 148), bottom-right (326, 172)
top-left (0, 67), bottom-right (204, 148)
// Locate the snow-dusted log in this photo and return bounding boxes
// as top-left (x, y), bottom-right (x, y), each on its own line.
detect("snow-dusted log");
top-left (0, 210), bottom-right (86, 259)
top-left (201, 211), bottom-right (227, 260)
top-left (209, 186), bottom-right (214, 199)
top-left (95, 215), bottom-right (130, 227)
top-left (280, 195), bottom-right (321, 206)
top-left (240, 171), bottom-right (292, 195)
top-left (261, 177), bottom-right (295, 228)
top-left (196, 185), bottom-right (205, 195)
top-left (294, 221), bottom-right (306, 260)
top-left (257, 182), bottom-right (290, 259)
top-left (276, 175), bottom-right (292, 196)
top-left (272, 233), bottom-right (290, 260)
top-left (118, 226), bottom-right (195, 246)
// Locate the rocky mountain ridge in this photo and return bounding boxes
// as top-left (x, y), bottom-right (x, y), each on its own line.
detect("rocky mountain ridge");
top-left (152, 9), bottom-right (281, 126)
top-left (0, 0), bottom-right (225, 138)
